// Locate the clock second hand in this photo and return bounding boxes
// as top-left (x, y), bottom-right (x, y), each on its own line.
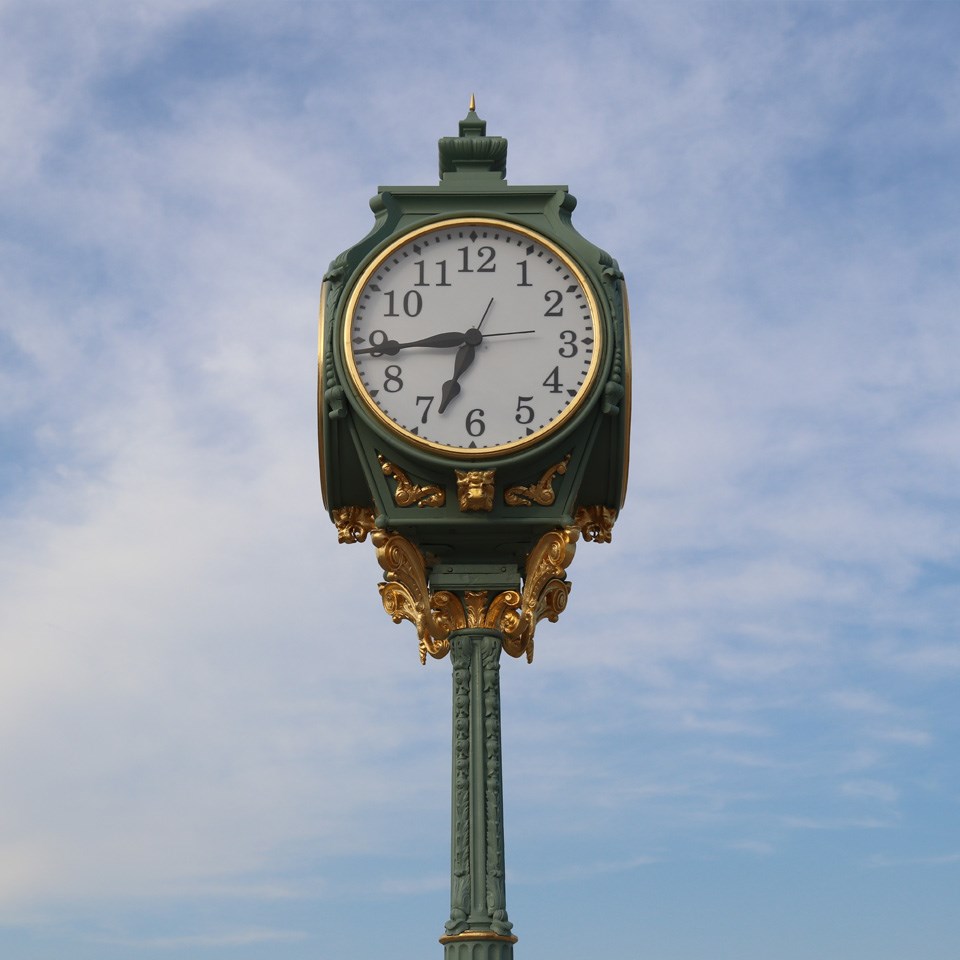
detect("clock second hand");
top-left (480, 329), bottom-right (535, 339)
top-left (476, 296), bottom-right (494, 331)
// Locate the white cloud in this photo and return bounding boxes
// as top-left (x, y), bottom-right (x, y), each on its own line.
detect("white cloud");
top-left (840, 779), bottom-right (899, 804)
top-left (866, 852), bottom-right (960, 869)
top-left (99, 927), bottom-right (307, 948)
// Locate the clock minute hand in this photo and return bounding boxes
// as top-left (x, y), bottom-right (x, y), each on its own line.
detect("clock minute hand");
top-left (353, 330), bottom-right (467, 356)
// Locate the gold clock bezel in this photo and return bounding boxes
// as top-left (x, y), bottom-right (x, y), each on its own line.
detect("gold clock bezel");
top-left (617, 277), bottom-right (632, 508)
top-left (341, 217), bottom-right (603, 459)
top-left (317, 279), bottom-right (330, 508)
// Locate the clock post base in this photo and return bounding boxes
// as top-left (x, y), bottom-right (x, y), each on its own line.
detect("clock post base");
top-left (440, 933), bottom-right (517, 959)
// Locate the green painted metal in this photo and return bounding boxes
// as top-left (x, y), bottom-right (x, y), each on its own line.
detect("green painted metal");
top-left (444, 940), bottom-right (515, 960)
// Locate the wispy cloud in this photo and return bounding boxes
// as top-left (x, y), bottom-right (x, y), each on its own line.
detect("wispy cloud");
top-left (379, 874), bottom-right (448, 897)
top-left (97, 928), bottom-right (307, 948)
top-left (727, 840), bottom-right (776, 857)
top-left (840, 780), bottom-right (900, 804)
top-left (866, 852), bottom-right (960, 870)
top-left (781, 816), bottom-right (894, 831)
top-left (510, 855), bottom-right (658, 886)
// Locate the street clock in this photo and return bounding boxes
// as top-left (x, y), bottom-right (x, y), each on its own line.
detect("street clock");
top-left (320, 102), bottom-right (629, 575)
top-left (318, 100), bottom-right (630, 959)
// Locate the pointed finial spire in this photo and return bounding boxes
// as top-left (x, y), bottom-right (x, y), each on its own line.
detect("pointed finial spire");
top-left (438, 100), bottom-right (507, 181)
top-left (458, 98), bottom-right (485, 138)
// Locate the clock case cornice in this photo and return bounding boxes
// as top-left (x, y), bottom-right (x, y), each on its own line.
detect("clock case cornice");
top-left (319, 107), bottom-right (630, 579)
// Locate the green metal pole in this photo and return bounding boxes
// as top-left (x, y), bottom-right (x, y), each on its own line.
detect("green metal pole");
top-left (442, 628), bottom-right (517, 960)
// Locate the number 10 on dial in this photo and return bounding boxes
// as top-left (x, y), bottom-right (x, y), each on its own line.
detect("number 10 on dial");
top-left (343, 218), bottom-right (602, 456)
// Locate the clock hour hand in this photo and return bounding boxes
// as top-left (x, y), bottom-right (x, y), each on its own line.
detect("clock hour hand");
top-left (437, 341), bottom-right (477, 414)
top-left (354, 330), bottom-right (468, 356)
top-left (435, 321), bottom-right (535, 415)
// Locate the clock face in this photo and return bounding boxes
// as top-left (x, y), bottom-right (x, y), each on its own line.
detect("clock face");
top-left (342, 218), bottom-right (601, 456)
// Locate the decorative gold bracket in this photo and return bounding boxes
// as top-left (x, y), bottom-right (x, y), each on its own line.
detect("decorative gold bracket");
top-left (498, 526), bottom-right (577, 662)
top-left (371, 526), bottom-right (578, 664)
top-left (332, 506), bottom-right (376, 544)
top-left (379, 455), bottom-right (445, 507)
top-left (574, 505), bottom-right (618, 543)
top-left (504, 454), bottom-right (571, 506)
top-left (373, 529), bottom-right (464, 663)
top-left (334, 505), bottom-right (599, 660)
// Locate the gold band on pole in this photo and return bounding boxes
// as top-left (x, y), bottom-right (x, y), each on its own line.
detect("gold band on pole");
top-left (439, 931), bottom-right (519, 945)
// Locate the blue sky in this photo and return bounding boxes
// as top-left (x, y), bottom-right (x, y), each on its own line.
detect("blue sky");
top-left (1, 2), bottom-right (958, 958)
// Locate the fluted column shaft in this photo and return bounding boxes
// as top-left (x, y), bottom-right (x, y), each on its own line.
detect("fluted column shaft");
top-left (442, 629), bottom-right (516, 960)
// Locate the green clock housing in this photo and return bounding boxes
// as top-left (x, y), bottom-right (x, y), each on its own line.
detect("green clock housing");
top-left (319, 103), bottom-right (630, 584)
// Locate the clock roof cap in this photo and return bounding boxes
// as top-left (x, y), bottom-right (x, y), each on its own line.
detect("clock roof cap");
top-left (438, 97), bottom-right (507, 181)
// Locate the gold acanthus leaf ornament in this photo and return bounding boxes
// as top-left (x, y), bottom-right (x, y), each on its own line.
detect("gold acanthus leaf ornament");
top-left (499, 526), bottom-right (578, 662)
top-left (373, 528), bottom-right (464, 663)
top-left (332, 506), bottom-right (377, 544)
top-left (378, 455), bottom-right (445, 508)
top-left (504, 454), bottom-right (571, 507)
top-left (371, 527), bottom-right (579, 664)
top-left (574, 505), bottom-right (618, 543)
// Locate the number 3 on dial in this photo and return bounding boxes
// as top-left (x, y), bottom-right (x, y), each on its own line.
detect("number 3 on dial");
top-left (342, 217), bottom-right (602, 456)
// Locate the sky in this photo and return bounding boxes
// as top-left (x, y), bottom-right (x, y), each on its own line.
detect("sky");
top-left (1, 2), bottom-right (958, 958)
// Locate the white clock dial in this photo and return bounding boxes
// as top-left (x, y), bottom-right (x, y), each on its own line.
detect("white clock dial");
top-left (343, 218), bottom-right (601, 456)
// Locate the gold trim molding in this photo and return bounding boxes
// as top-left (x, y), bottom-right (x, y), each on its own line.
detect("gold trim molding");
top-left (439, 932), bottom-right (519, 945)
top-left (504, 454), bottom-right (571, 506)
top-left (341, 217), bottom-right (603, 461)
top-left (574, 505), bottom-right (617, 543)
top-left (373, 527), bottom-right (578, 664)
top-left (332, 506), bottom-right (376, 544)
top-left (455, 469), bottom-right (495, 512)
top-left (378, 455), bottom-right (444, 508)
